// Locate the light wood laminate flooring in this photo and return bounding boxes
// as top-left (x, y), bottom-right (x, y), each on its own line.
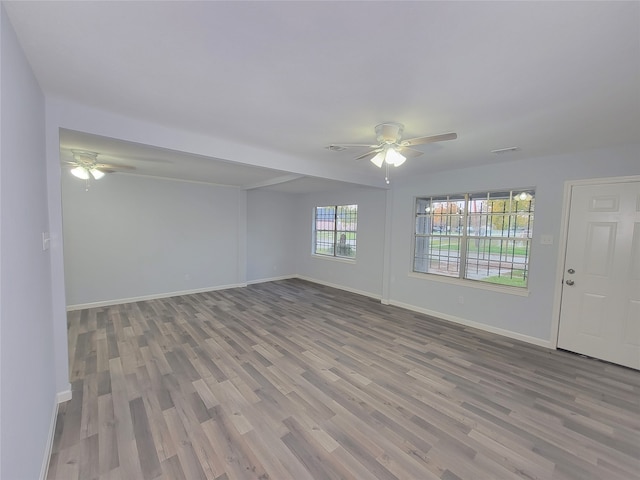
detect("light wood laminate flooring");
top-left (48, 279), bottom-right (640, 479)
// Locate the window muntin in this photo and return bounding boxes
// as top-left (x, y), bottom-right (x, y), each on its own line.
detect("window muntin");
top-left (414, 191), bottom-right (534, 287)
top-left (314, 204), bottom-right (357, 258)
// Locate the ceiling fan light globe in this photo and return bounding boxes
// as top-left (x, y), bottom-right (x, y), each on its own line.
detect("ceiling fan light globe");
top-left (517, 191), bottom-right (532, 201)
top-left (370, 152), bottom-right (385, 168)
top-left (393, 155), bottom-right (406, 167)
top-left (386, 148), bottom-right (406, 167)
top-left (71, 166), bottom-right (90, 180)
top-left (90, 168), bottom-right (105, 180)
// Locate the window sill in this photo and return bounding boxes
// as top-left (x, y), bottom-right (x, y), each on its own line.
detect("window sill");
top-left (407, 271), bottom-right (530, 297)
top-left (312, 254), bottom-right (356, 264)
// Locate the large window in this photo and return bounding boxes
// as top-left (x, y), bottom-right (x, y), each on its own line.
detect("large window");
top-left (314, 204), bottom-right (357, 258)
top-left (413, 190), bottom-right (534, 288)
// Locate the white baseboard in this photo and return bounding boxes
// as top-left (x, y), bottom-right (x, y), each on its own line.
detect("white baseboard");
top-left (39, 396), bottom-right (60, 480)
top-left (40, 388), bottom-right (72, 479)
top-left (66, 283), bottom-right (247, 311)
top-left (246, 274), bottom-right (297, 285)
top-left (57, 389), bottom-right (72, 403)
top-left (389, 299), bottom-right (553, 349)
top-left (296, 275), bottom-right (382, 301)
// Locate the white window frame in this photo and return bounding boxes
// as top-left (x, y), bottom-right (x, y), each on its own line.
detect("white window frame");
top-left (412, 189), bottom-right (534, 290)
top-left (313, 204), bottom-right (358, 259)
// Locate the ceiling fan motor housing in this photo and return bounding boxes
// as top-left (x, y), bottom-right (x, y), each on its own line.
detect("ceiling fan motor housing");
top-left (71, 150), bottom-right (99, 167)
top-left (375, 122), bottom-right (404, 144)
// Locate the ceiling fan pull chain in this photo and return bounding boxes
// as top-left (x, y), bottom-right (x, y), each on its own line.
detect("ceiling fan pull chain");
top-left (385, 163), bottom-right (390, 185)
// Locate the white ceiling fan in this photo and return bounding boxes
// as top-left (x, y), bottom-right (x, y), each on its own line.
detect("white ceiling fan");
top-left (329, 122), bottom-right (457, 183)
top-left (62, 150), bottom-right (135, 189)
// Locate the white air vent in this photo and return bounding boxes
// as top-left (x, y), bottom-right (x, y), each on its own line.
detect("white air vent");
top-left (491, 147), bottom-right (520, 154)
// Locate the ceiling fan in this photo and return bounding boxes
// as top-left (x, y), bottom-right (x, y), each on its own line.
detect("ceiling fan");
top-left (328, 122), bottom-right (457, 183)
top-left (63, 150), bottom-right (135, 189)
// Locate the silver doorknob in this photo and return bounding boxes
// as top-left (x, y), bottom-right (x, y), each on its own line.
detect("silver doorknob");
top-left (567, 268), bottom-right (575, 274)
top-left (565, 279), bottom-right (575, 286)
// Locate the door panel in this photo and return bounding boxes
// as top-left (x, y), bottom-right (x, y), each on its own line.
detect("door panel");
top-left (625, 300), bottom-right (640, 346)
top-left (632, 221), bottom-right (640, 279)
top-left (583, 222), bottom-right (616, 275)
top-left (558, 181), bottom-right (640, 369)
top-left (579, 293), bottom-right (605, 336)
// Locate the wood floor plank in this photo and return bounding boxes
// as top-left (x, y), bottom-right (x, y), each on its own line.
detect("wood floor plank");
top-left (79, 434), bottom-right (100, 480)
top-left (80, 380), bottom-right (100, 441)
top-left (280, 415), bottom-right (348, 480)
top-left (163, 407), bottom-right (208, 480)
top-left (97, 393), bottom-right (119, 476)
top-left (199, 409), bottom-right (267, 480)
top-left (236, 428), bottom-right (296, 480)
top-left (108, 357), bottom-right (144, 479)
top-left (160, 455), bottom-right (187, 480)
top-left (129, 396), bottom-right (162, 480)
top-left (47, 279), bottom-right (640, 480)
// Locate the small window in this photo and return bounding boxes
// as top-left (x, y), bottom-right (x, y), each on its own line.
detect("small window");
top-left (414, 190), bottom-right (534, 288)
top-left (314, 204), bottom-right (357, 258)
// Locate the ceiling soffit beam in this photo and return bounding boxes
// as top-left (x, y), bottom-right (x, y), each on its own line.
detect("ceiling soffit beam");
top-left (50, 100), bottom-right (384, 189)
top-left (243, 174), bottom-right (305, 191)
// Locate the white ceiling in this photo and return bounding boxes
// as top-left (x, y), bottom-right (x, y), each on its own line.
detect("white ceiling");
top-left (5, 1), bottom-right (640, 189)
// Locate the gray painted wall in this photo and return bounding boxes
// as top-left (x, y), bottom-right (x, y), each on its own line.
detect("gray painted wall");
top-left (294, 187), bottom-right (387, 297)
top-left (62, 180), bottom-right (389, 306)
top-left (246, 189), bottom-right (297, 282)
top-left (62, 173), bottom-right (243, 306)
top-left (0, 7), bottom-right (58, 479)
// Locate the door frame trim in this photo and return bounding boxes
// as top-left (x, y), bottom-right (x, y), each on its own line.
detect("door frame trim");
top-left (550, 174), bottom-right (640, 348)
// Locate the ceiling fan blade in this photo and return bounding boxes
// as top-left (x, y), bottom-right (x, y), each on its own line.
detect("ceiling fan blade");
top-left (401, 132), bottom-right (457, 147)
top-left (61, 160), bottom-right (135, 171)
top-left (354, 149), bottom-right (382, 161)
top-left (96, 163), bottom-right (136, 171)
top-left (329, 143), bottom-right (379, 149)
top-left (398, 147), bottom-right (424, 158)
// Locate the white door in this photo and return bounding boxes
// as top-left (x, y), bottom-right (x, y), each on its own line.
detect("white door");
top-left (557, 180), bottom-right (640, 370)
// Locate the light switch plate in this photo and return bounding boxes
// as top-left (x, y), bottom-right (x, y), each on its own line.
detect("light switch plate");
top-left (540, 234), bottom-right (553, 245)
